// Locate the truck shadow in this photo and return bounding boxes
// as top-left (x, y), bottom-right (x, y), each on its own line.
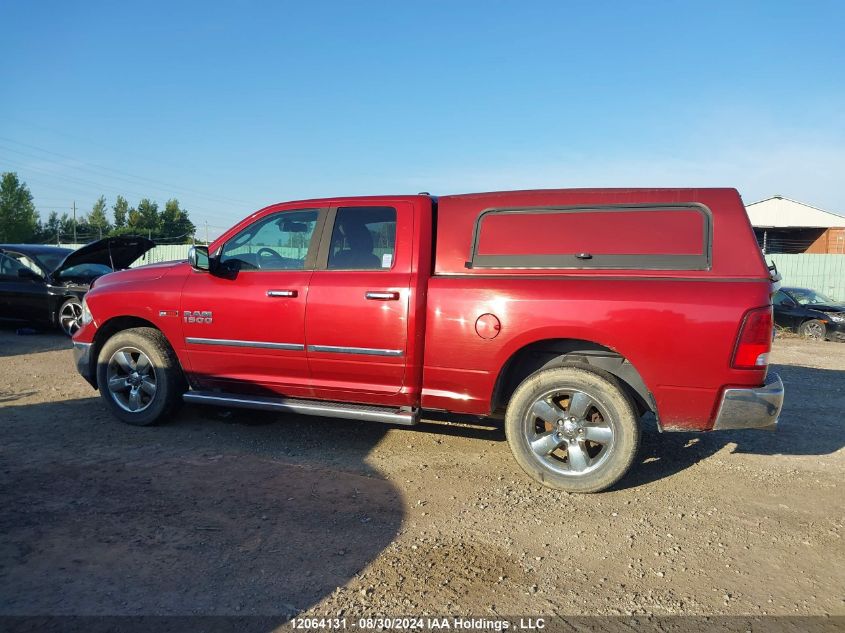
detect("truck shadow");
top-left (0, 396), bottom-right (403, 621)
top-left (2, 356), bottom-right (840, 618)
top-left (618, 363), bottom-right (845, 490)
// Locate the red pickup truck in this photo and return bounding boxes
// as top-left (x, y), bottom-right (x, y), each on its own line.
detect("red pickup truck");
top-left (72, 188), bottom-right (783, 492)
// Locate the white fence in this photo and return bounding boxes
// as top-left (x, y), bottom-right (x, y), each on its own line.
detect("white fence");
top-left (767, 254), bottom-right (845, 301)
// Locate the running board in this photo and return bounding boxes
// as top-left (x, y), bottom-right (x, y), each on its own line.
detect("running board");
top-left (183, 391), bottom-right (419, 426)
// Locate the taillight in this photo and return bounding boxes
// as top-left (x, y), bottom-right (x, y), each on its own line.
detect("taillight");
top-left (732, 306), bottom-right (773, 369)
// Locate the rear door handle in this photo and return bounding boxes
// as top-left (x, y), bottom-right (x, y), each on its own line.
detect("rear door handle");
top-left (365, 291), bottom-right (399, 301)
top-left (267, 289), bottom-right (298, 298)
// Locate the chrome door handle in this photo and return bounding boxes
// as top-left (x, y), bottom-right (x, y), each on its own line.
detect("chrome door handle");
top-left (365, 291), bottom-right (399, 301)
top-left (267, 289), bottom-right (298, 298)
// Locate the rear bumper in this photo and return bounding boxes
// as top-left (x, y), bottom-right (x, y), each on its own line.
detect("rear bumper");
top-left (73, 341), bottom-right (97, 388)
top-left (712, 373), bottom-right (783, 431)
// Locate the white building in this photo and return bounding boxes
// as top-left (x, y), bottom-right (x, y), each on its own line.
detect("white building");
top-left (745, 196), bottom-right (845, 254)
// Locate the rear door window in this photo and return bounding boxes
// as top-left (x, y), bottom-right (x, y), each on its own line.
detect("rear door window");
top-left (326, 206), bottom-right (397, 270)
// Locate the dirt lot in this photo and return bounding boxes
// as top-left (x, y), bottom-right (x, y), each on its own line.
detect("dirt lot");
top-left (1, 328), bottom-right (843, 620)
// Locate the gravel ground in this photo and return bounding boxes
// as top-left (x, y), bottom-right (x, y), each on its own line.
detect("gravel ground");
top-left (0, 328), bottom-right (843, 620)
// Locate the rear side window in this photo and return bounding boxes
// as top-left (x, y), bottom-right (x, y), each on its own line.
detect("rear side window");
top-left (327, 206), bottom-right (396, 270)
top-left (470, 204), bottom-right (711, 270)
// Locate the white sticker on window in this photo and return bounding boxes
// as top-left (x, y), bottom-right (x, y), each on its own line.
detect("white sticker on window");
top-left (382, 253), bottom-right (393, 268)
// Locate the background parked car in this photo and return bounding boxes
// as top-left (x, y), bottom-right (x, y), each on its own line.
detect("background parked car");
top-left (0, 236), bottom-right (154, 336)
top-left (773, 286), bottom-right (845, 341)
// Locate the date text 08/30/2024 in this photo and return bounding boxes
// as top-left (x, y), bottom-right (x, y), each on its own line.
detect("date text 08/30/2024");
top-left (290, 617), bottom-right (547, 631)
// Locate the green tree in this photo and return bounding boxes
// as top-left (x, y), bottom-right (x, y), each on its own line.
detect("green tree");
top-left (75, 218), bottom-right (93, 242)
top-left (0, 172), bottom-right (38, 242)
top-left (127, 208), bottom-right (141, 229)
top-left (112, 195), bottom-right (129, 229)
top-left (58, 213), bottom-right (74, 239)
top-left (136, 198), bottom-right (160, 233)
top-left (88, 195), bottom-right (111, 237)
top-left (160, 199), bottom-right (196, 242)
top-left (44, 211), bottom-right (61, 244)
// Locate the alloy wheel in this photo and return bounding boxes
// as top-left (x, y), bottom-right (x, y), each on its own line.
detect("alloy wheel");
top-left (106, 347), bottom-right (157, 412)
top-left (59, 301), bottom-right (83, 336)
top-left (523, 387), bottom-right (615, 476)
top-left (804, 321), bottom-right (825, 339)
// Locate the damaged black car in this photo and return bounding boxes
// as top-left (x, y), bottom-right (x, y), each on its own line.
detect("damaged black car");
top-left (773, 286), bottom-right (845, 342)
top-left (0, 236), bottom-right (154, 336)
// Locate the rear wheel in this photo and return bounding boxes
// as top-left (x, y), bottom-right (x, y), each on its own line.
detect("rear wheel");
top-left (58, 298), bottom-right (83, 337)
top-left (798, 319), bottom-right (826, 340)
top-left (505, 366), bottom-right (640, 493)
top-left (96, 327), bottom-right (184, 426)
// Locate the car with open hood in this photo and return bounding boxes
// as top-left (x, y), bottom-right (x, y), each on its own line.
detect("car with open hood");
top-left (773, 286), bottom-right (845, 341)
top-left (0, 236), bottom-right (154, 336)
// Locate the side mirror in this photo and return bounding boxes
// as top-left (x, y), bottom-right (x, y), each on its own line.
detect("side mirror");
top-left (783, 298), bottom-right (797, 308)
top-left (188, 245), bottom-right (211, 272)
top-left (17, 268), bottom-right (43, 281)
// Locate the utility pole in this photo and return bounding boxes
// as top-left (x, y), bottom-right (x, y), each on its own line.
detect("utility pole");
top-left (205, 220), bottom-right (209, 245)
top-left (72, 200), bottom-right (77, 244)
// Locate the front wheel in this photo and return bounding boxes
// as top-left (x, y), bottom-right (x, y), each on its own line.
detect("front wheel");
top-left (798, 319), bottom-right (826, 340)
top-left (505, 366), bottom-right (641, 493)
top-left (58, 298), bottom-right (83, 337)
top-left (96, 327), bottom-right (184, 426)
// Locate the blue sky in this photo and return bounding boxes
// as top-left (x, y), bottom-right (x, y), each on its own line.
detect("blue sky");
top-left (2, 1), bottom-right (844, 239)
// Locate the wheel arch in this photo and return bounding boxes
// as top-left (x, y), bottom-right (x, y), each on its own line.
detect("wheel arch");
top-left (54, 294), bottom-right (84, 327)
top-left (491, 337), bottom-right (657, 419)
top-left (48, 291), bottom-right (83, 328)
top-left (89, 316), bottom-right (175, 388)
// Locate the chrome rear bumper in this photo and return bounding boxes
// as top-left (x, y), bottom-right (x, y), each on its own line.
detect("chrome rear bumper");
top-left (712, 373), bottom-right (784, 431)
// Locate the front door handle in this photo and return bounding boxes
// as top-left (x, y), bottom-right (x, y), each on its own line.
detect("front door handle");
top-left (267, 289), bottom-right (298, 298)
top-left (365, 291), bottom-right (399, 301)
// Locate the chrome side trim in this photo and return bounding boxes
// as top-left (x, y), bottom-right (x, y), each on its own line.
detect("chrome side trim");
top-left (186, 337), bottom-right (304, 351)
top-left (712, 373), bottom-right (784, 431)
top-left (307, 344), bottom-right (403, 357)
top-left (183, 391), bottom-right (418, 426)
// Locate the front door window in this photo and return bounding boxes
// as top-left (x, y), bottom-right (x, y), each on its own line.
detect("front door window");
top-left (220, 209), bottom-right (320, 271)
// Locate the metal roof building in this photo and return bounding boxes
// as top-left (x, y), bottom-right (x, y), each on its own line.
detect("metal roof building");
top-left (745, 195), bottom-right (845, 254)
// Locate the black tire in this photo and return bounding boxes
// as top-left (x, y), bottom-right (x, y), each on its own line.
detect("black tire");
top-left (96, 327), bottom-right (184, 426)
top-left (505, 366), bottom-right (640, 493)
top-left (58, 297), bottom-right (83, 337)
top-left (798, 319), bottom-right (826, 340)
